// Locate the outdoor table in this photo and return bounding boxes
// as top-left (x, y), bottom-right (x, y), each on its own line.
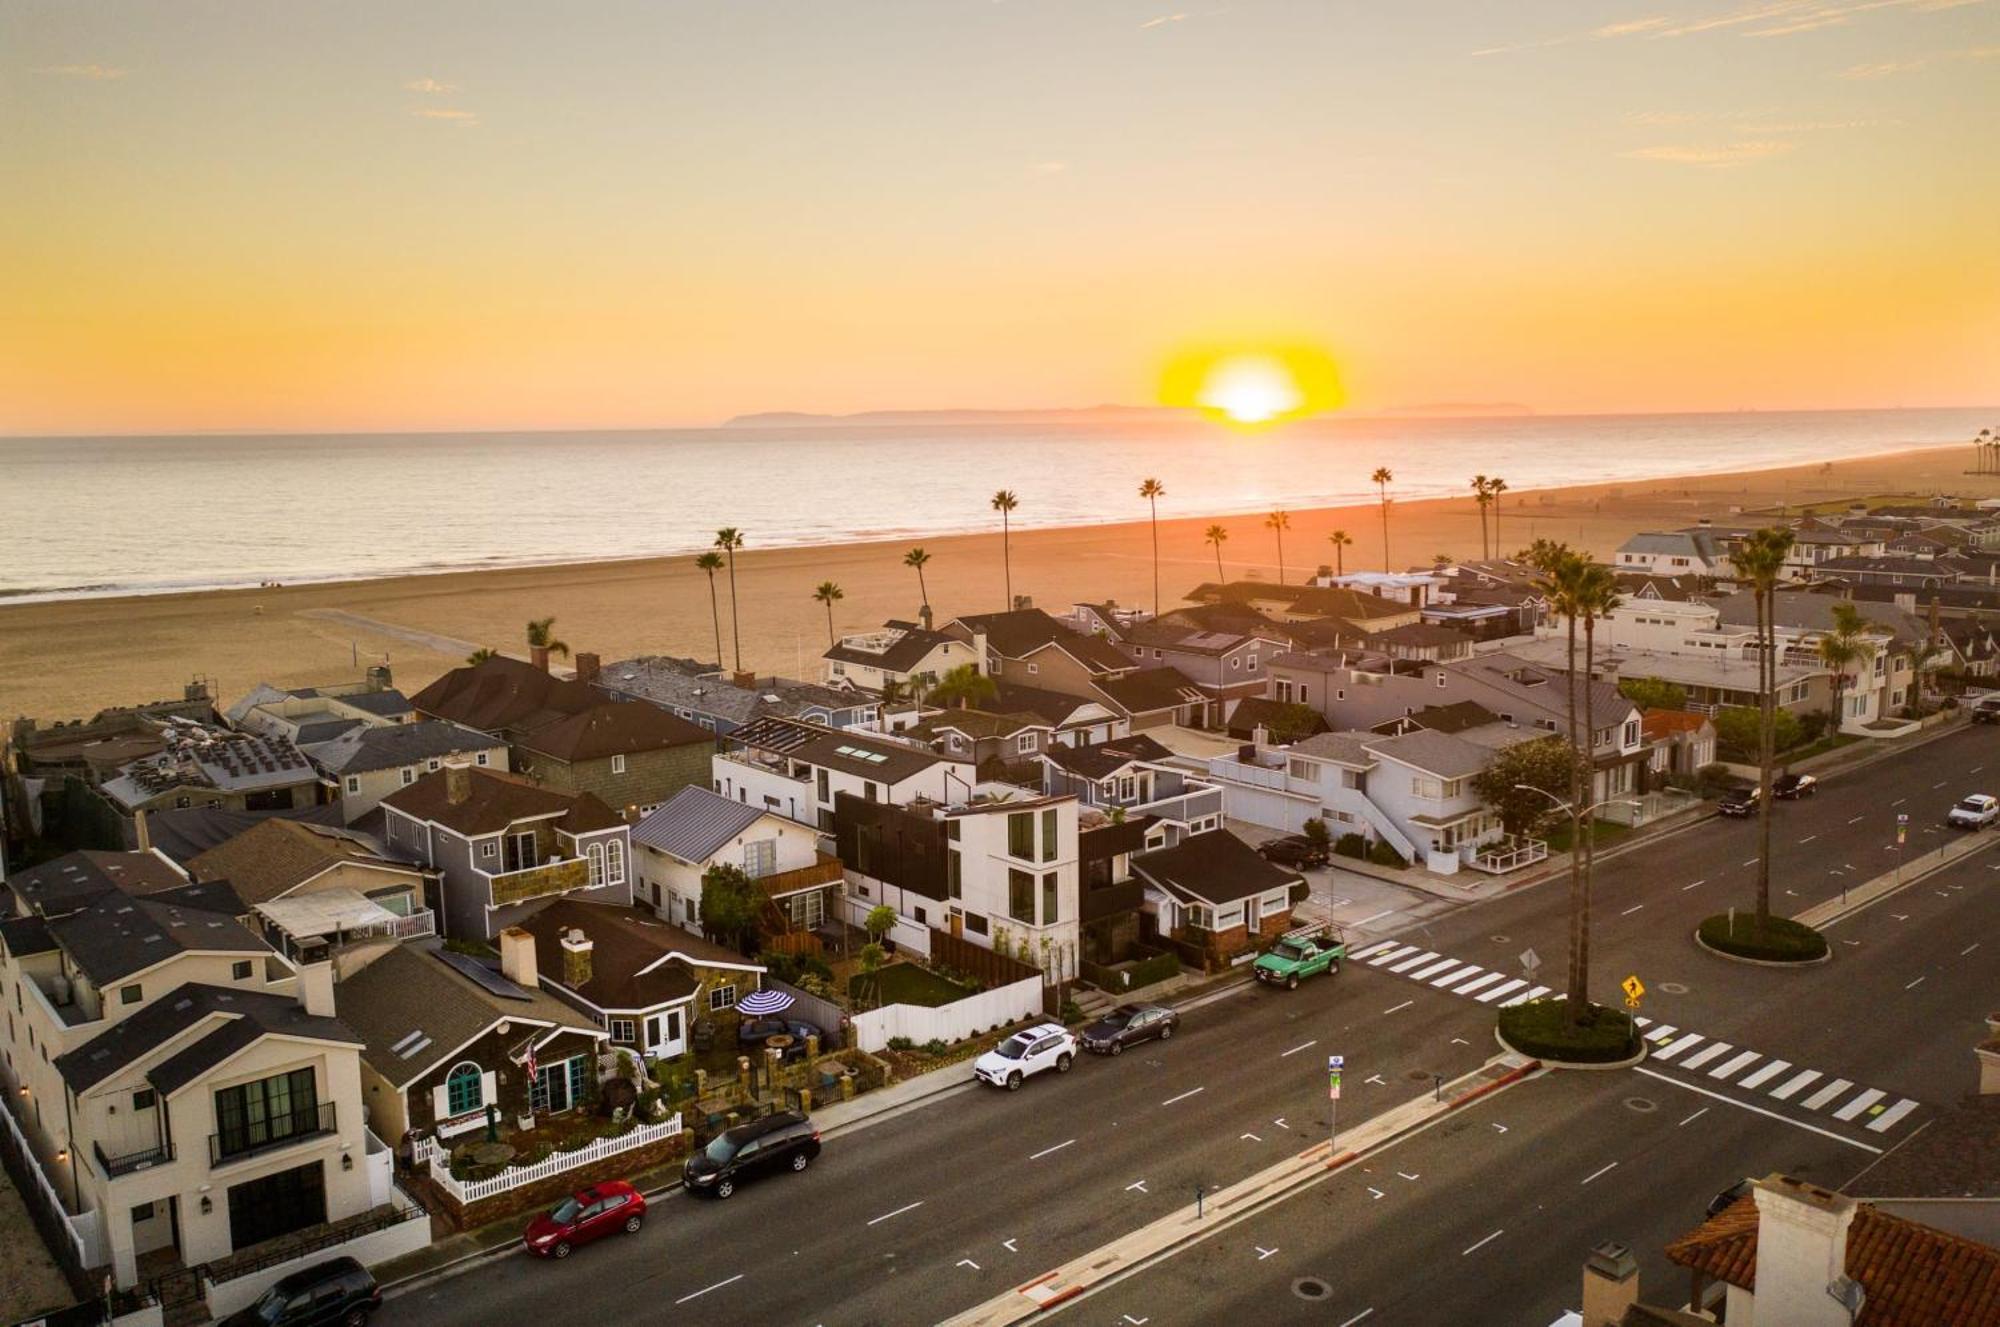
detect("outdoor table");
top-left (465, 1141), bottom-right (516, 1168)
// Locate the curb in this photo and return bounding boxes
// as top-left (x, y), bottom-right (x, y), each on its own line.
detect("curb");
top-left (1493, 1022), bottom-right (1645, 1070)
top-left (1693, 927), bottom-right (1831, 968)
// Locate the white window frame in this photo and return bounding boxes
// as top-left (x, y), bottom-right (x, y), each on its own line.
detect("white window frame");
top-left (709, 983), bottom-right (737, 1012)
top-left (345, 776), bottom-right (360, 794)
top-left (401, 767), bottom-right (416, 786)
top-left (612, 753), bottom-right (628, 775)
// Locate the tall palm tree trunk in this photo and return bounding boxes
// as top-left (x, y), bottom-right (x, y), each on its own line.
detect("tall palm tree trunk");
top-left (1002, 510), bottom-right (1012, 609)
top-left (1148, 498), bottom-right (1160, 617)
top-left (726, 551), bottom-right (743, 672)
top-left (1380, 497), bottom-right (1391, 572)
top-left (1564, 610), bottom-right (1585, 1020)
top-left (706, 575), bottom-right (723, 670)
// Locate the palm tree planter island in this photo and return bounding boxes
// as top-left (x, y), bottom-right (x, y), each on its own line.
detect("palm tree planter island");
top-left (1496, 998), bottom-right (1643, 1065)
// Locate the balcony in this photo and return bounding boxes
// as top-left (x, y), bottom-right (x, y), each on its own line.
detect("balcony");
top-left (482, 856), bottom-right (589, 908)
top-left (755, 853), bottom-right (845, 898)
top-left (1133, 784), bottom-right (1224, 827)
top-left (718, 748), bottom-right (810, 782)
top-left (94, 1138), bottom-right (173, 1179)
top-left (210, 1102), bottom-right (336, 1167)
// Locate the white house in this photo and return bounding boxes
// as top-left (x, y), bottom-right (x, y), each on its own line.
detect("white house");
top-left (630, 785), bottom-right (843, 937)
top-left (710, 716), bottom-right (972, 831)
top-left (823, 619), bottom-right (977, 695)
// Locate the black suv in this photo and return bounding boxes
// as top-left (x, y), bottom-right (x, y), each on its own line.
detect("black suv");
top-left (1258, 835), bottom-right (1328, 869)
top-left (684, 1110), bottom-right (822, 1200)
top-left (220, 1256), bottom-right (380, 1327)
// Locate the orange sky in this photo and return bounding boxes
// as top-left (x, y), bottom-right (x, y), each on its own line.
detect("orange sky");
top-left (3, 1), bottom-right (1996, 434)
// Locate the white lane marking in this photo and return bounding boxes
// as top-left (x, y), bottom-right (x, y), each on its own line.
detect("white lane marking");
top-left (1372, 945), bottom-right (1421, 968)
top-left (1646, 1025), bottom-right (1678, 1043)
top-left (1632, 1067), bottom-right (1881, 1154)
top-left (1005, 1239), bottom-right (1019, 1252)
top-left (1738, 1059), bottom-right (1792, 1090)
top-left (1462, 1229), bottom-right (1504, 1256)
top-left (1932, 781), bottom-right (1947, 789)
top-left (1350, 939), bottom-right (1398, 960)
top-left (1653, 1033), bottom-right (1705, 1062)
top-left (1397, 1171), bottom-right (1420, 1181)
top-left (1709, 1050), bottom-right (1762, 1081)
top-left (1432, 965), bottom-right (1484, 988)
top-left (1801, 1079), bottom-right (1853, 1111)
top-left (1679, 1107), bottom-right (1709, 1127)
top-left (1892, 797), bottom-right (1906, 806)
top-left (1454, 972), bottom-right (1505, 996)
top-left (1769, 1069), bottom-right (1822, 1101)
top-left (1161, 1087), bottom-right (1205, 1106)
top-left (1683, 878), bottom-right (1707, 891)
top-left (1798, 835), bottom-right (1817, 845)
top-left (1580, 1162), bottom-right (1618, 1185)
top-left (1906, 976), bottom-right (1926, 990)
top-left (1365, 1074), bottom-right (1387, 1086)
top-left (1681, 1042), bottom-right (1734, 1071)
top-left (1741, 858), bottom-right (1760, 867)
top-left (1389, 950), bottom-right (1440, 973)
top-left (1500, 985), bottom-right (1551, 1007)
top-left (1352, 908), bottom-right (1399, 927)
top-left (1847, 815), bottom-right (1864, 824)
top-left (866, 1202), bottom-right (924, 1227)
top-left (674, 1274), bottom-right (745, 1304)
top-left (1408, 958), bottom-right (1465, 981)
top-left (1125, 1181), bottom-right (1148, 1194)
top-left (1368, 1186), bottom-right (1385, 1200)
top-left (1975, 766), bottom-right (1986, 774)
top-left (1965, 943), bottom-right (1982, 956)
top-left (1634, 1016), bottom-right (1651, 1027)
top-left (1280, 1040), bottom-right (1318, 1058)
top-left (1241, 1134), bottom-right (1262, 1143)
top-left (1477, 979), bottom-right (1528, 1004)
top-left (1834, 1088), bottom-right (1887, 1122)
top-left (1337, 1311), bottom-right (1376, 1327)
top-left (1620, 904), bottom-right (1644, 916)
top-left (1029, 1139), bottom-right (1075, 1160)
top-left (1867, 1098), bottom-right (1921, 1133)
top-left (958, 1259), bottom-right (981, 1271)
top-left (1383, 1000), bottom-right (1415, 1015)
top-left (1256, 1246), bottom-right (1278, 1261)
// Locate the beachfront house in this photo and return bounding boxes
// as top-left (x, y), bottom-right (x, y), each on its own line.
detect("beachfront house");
top-left (709, 716), bottom-right (971, 831)
top-left (1107, 620), bottom-right (1293, 727)
top-left (595, 654), bottom-right (879, 736)
top-left (1711, 591), bottom-right (1922, 732)
top-left (1611, 526), bottom-right (1740, 580)
top-left (227, 672), bottom-right (412, 748)
top-left (1181, 581), bottom-right (1421, 633)
top-left (379, 765), bottom-right (632, 940)
top-left (823, 615), bottom-right (975, 696)
top-left (629, 785), bottom-right (843, 938)
top-left (944, 608), bottom-right (1139, 700)
top-left (990, 682), bottom-right (1130, 747)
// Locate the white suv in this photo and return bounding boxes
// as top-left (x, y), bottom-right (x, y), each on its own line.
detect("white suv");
top-left (1947, 794), bottom-right (1999, 829)
top-left (973, 1023), bottom-right (1078, 1091)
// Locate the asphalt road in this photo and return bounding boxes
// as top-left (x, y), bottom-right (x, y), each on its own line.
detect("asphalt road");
top-left (378, 722), bottom-right (1999, 1326)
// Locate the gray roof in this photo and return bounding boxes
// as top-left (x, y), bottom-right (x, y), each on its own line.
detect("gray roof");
top-left (1042, 734), bottom-right (1176, 781)
top-left (309, 718), bottom-right (507, 775)
top-left (341, 690), bottom-right (414, 718)
top-left (47, 880), bottom-right (267, 985)
top-left (56, 982), bottom-right (358, 1096)
top-left (294, 718), bottom-right (366, 746)
top-left (597, 656), bottom-right (876, 727)
top-left (1709, 592), bottom-right (1919, 640)
top-left (1364, 729), bottom-right (1491, 780)
top-left (1286, 731), bottom-right (1380, 767)
top-left (728, 716), bottom-right (956, 783)
top-left (632, 786), bottom-right (768, 863)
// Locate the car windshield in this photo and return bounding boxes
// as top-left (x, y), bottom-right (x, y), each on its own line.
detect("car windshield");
top-left (1958, 798), bottom-right (1986, 812)
top-left (1098, 1011), bottom-right (1134, 1030)
top-left (249, 1289), bottom-right (290, 1325)
top-left (993, 1035), bottom-right (1032, 1060)
top-left (550, 1196), bottom-right (584, 1225)
top-left (703, 1135), bottom-right (741, 1164)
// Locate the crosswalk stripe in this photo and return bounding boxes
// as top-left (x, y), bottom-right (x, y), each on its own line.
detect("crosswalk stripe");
top-left (1709, 1051), bottom-right (1762, 1081)
top-left (1389, 950), bottom-right (1439, 972)
top-left (1371, 945), bottom-right (1420, 967)
top-left (1866, 1098), bottom-right (1920, 1133)
top-left (1738, 1060), bottom-right (1792, 1090)
top-left (1645, 1025), bottom-right (1678, 1043)
top-left (1801, 1079), bottom-right (1853, 1111)
top-left (1477, 979), bottom-right (1527, 1004)
top-left (1769, 1070), bottom-right (1821, 1101)
top-left (1433, 965), bottom-right (1483, 988)
top-left (1653, 1034), bottom-right (1704, 1062)
top-left (1500, 984), bottom-right (1551, 1008)
top-left (1681, 1042), bottom-right (1734, 1071)
top-left (1453, 972), bottom-right (1505, 996)
top-left (1409, 958), bottom-right (1463, 981)
top-left (1634, 1016), bottom-right (1651, 1027)
top-left (1833, 1088), bottom-right (1886, 1122)
top-left (1351, 939), bottom-right (1399, 960)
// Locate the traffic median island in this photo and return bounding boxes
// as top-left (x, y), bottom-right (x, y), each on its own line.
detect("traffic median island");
top-left (1696, 912), bottom-right (1829, 965)
top-left (1496, 998), bottom-right (1643, 1067)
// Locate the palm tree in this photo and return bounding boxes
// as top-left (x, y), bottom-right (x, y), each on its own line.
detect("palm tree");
top-left (1729, 527), bottom-right (1795, 929)
top-left (714, 528), bottom-right (746, 672)
top-left (812, 580), bottom-right (844, 646)
top-left (1372, 467), bottom-right (1395, 571)
top-left (526, 616), bottom-right (570, 658)
top-left (1265, 510), bottom-right (1291, 584)
top-left (1472, 475), bottom-right (1492, 560)
top-left (1575, 561), bottom-right (1621, 1014)
top-left (1489, 478), bottom-right (1509, 557)
top-left (695, 550), bottom-right (726, 669)
top-left (930, 662), bottom-right (998, 710)
top-left (1817, 601), bottom-right (1867, 735)
top-left (1204, 524), bottom-right (1229, 584)
top-left (1328, 529), bottom-right (1353, 577)
top-left (465, 647), bottom-right (497, 666)
top-left (991, 490), bottom-right (1019, 610)
top-left (1140, 478), bottom-right (1166, 616)
top-left (878, 677), bottom-right (909, 706)
top-left (904, 547), bottom-right (932, 610)
top-left (1527, 541), bottom-right (1589, 1022)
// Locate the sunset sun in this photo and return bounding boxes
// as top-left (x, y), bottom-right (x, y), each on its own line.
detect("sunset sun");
top-left (1197, 355), bottom-right (1304, 424)
top-left (1160, 345), bottom-right (1345, 429)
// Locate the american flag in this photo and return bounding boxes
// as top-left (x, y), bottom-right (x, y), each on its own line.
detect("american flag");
top-left (525, 1038), bottom-right (538, 1092)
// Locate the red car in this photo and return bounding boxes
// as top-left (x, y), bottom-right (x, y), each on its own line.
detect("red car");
top-left (522, 1180), bottom-right (646, 1259)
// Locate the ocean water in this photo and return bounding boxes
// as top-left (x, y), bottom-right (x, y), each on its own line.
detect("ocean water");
top-left (0, 408), bottom-right (1989, 603)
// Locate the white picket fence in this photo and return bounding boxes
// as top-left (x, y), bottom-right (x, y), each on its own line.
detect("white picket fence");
top-left (419, 1113), bottom-right (682, 1205)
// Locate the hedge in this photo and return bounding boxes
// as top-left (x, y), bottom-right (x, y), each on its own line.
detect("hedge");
top-left (1698, 913), bottom-right (1829, 963)
top-left (1497, 999), bottom-right (1640, 1064)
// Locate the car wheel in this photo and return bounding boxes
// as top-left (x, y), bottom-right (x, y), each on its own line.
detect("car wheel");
top-left (1159, 1022), bottom-right (1174, 1040)
top-left (1286, 975), bottom-right (1299, 990)
top-left (791, 1151), bottom-right (811, 1173)
top-left (1109, 1040), bottom-right (1124, 1056)
top-left (1007, 1072), bottom-right (1023, 1092)
top-left (1056, 1053), bottom-right (1073, 1073)
top-left (551, 1241), bottom-right (572, 1260)
top-left (623, 1213), bottom-right (644, 1234)
top-left (716, 1179), bottom-right (735, 1199)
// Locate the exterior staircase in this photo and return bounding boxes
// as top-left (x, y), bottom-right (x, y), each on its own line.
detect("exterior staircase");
top-left (1071, 987), bottom-right (1118, 1021)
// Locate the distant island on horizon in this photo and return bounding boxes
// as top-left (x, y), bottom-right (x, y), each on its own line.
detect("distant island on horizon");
top-left (721, 401), bottom-right (1539, 428)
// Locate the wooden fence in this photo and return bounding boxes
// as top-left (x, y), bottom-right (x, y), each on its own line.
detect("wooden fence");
top-left (928, 927), bottom-right (1042, 988)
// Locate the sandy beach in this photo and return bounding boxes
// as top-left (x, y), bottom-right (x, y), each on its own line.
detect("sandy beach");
top-left (2, 441), bottom-right (1990, 721)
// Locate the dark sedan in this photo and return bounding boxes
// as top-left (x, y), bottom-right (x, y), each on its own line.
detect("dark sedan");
top-left (1258, 835), bottom-right (1328, 869)
top-left (1717, 787), bottom-right (1759, 817)
top-left (1772, 773), bottom-right (1817, 799)
top-left (1079, 1003), bottom-right (1180, 1056)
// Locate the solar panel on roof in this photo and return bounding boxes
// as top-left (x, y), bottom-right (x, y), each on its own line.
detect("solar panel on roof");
top-left (435, 949), bottom-right (534, 1001)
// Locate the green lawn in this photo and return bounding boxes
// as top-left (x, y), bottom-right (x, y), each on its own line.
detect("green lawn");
top-left (1544, 819), bottom-right (1634, 853)
top-left (850, 962), bottom-right (975, 1009)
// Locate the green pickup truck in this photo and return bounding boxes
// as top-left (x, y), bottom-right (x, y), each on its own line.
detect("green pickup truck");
top-left (1252, 924), bottom-right (1347, 989)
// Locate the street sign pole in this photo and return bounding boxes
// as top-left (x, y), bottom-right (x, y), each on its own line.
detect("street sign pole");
top-left (1328, 1054), bottom-right (1344, 1159)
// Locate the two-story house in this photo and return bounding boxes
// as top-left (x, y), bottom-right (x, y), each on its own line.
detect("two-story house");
top-left (1181, 581), bottom-right (1421, 633)
top-left (379, 766), bottom-right (631, 941)
top-left (944, 609), bottom-right (1139, 699)
top-left (1108, 621), bottom-right (1291, 727)
top-left (228, 678), bottom-right (414, 751)
top-left (991, 682), bottom-right (1130, 746)
top-left (1038, 735), bottom-right (1223, 847)
top-left (822, 617), bottom-right (976, 696)
top-left (98, 726), bottom-right (323, 845)
top-left (630, 786), bottom-right (844, 938)
top-left (1711, 592), bottom-right (1921, 731)
top-left (709, 717), bottom-right (971, 831)
top-left (306, 721), bottom-right (509, 824)
top-left (1612, 526), bottom-right (1742, 579)
top-left (1130, 830), bottom-right (1302, 966)
top-left (593, 655), bottom-right (880, 737)
top-left (905, 708), bottom-right (1058, 777)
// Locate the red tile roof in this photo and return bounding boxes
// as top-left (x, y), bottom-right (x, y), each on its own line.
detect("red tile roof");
top-left (1642, 708), bottom-right (1712, 741)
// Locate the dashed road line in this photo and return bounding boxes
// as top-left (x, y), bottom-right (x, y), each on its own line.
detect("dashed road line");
top-left (1161, 1087), bottom-right (1205, 1106)
top-left (1462, 1229), bottom-right (1504, 1256)
top-left (1280, 1040), bottom-right (1318, 1058)
top-left (1383, 1000), bottom-right (1415, 1015)
top-left (674, 1274), bottom-right (745, 1304)
top-left (866, 1201), bottom-right (924, 1227)
top-left (1029, 1139), bottom-right (1076, 1161)
top-left (1906, 976), bottom-right (1926, 990)
top-left (1580, 1162), bottom-right (1618, 1185)
top-left (1620, 904), bottom-right (1644, 916)
top-left (1683, 879), bottom-right (1706, 890)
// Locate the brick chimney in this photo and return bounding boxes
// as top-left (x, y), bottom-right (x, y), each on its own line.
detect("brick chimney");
top-left (574, 652), bottom-right (601, 686)
top-left (1580, 1241), bottom-right (1639, 1326)
top-left (297, 957), bottom-right (336, 1018)
top-left (531, 645), bottom-right (551, 672)
top-left (1750, 1175), bottom-right (1857, 1327)
top-left (498, 926), bottom-right (538, 988)
top-left (444, 762), bottom-right (473, 805)
top-left (561, 928), bottom-right (593, 988)
top-left (919, 604), bottom-right (933, 631)
top-left (732, 670), bottom-right (757, 690)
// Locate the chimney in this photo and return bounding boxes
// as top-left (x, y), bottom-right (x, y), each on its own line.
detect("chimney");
top-left (920, 604), bottom-right (934, 631)
top-left (530, 645), bottom-right (551, 672)
top-left (732, 670), bottom-right (756, 690)
top-left (1580, 1242), bottom-right (1639, 1326)
top-left (574, 652), bottom-right (601, 686)
top-left (1750, 1175), bottom-right (1857, 1327)
top-left (297, 958), bottom-right (336, 1018)
top-left (444, 762), bottom-right (473, 805)
top-left (561, 928), bottom-right (593, 988)
top-left (134, 809), bottom-right (151, 853)
top-left (498, 926), bottom-right (538, 988)
top-left (366, 663), bottom-right (393, 691)
top-left (1979, 1016), bottom-right (2000, 1095)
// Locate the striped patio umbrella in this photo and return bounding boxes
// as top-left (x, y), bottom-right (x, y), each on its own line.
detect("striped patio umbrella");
top-left (735, 988), bottom-right (795, 1016)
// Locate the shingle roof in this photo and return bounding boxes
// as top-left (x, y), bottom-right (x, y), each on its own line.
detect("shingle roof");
top-left (1225, 697), bottom-right (1330, 739)
top-left (141, 804), bottom-right (348, 865)
top-left (596, 656), bottom-right (874, 727)
top-left (188, 818), bottom-right (418, 905)
top-left (513, 901), bottom-right (736, 1014)
top-left (1185, 581), bottom-right (1415, 622)
top-left (1133, 830), bottom-right (1304, 907)
top-left (1287, 731), bottom-right (1381, 767)
top-left (1666, 1189), bottom-right (2000, 1327)
top-left (823, 625), bottom-right (957, 673)
top-left (381, 767), bottom-right (623, 837)
top-left (632, 786), bottom-right (768, 863)
top-left (47, 881), bottom-right (265, 986)
top-left (4, 849), bottom-right (189, 918)
top-left (409, 655), bottom-right (597, 733)
top-left (1092, 667), bottom-right (1206, 717)
top-left (515, 700), bottom-right (712, 763)
top-left (1642, 708), bottom-right (1713, 741)
top-left (1363, 728), bottom-right (1491, 779)
top-left (954, 609), bottom-right (1135, 673)
top-left (728, 716), bottom-right (956, 784)
top-left (1711, 592), bottom-right (1920, 640)
top-left (1396, 701), bottom-right (1502, 735)
top-left (1042, 734), bottom-right (1176, 781)
top-left (0, 915), bottom-right (56, 958)
top-left (309, 719), bottom-right (504, 775)
top-left (56, 982), bottom-right (357, 1095)
top-left (340, 690), bottom-right (413, 718)
top-left (910, 709), bottom-right (1049, 742)
top-left (1374, 622), bottom-right (1474, 649)
top-left (990, 682), bottom-right (1111, 727)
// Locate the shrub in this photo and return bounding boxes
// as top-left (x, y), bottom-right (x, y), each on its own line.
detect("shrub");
top-left (1334, 832), bottom-right (1367, 859)
top-left (1367, 840), bottom-right (1407, 868)
top-left (1698, 913), bottom-right (1829, 962)
top-left (758, 950), bottom-right (799, 983)
top-left (887, 1035), bottom-right (915, 1051)
top-left (798, 954), bottom-right (835, 983)
top-left (1301, 818), bottom-right (1330, 850)
top-left (1129, 951), bottom-right (1182, 988)
top-left (1497, 999), bottom-right (1640, 1064)
top-left (921, 1039), bottom-right (947, 1056)
top-left (1060, 999), bottom-right (1084, 1024)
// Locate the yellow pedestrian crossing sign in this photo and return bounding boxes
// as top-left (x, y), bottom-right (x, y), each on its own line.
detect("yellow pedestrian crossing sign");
top-left (1622, 975), bottom-right (1645, 1007)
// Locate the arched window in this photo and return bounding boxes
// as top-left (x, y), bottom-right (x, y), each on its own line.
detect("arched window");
top-left (445, 1062), bottom-right (484, 1116)
top-left (603, 838), bottom-right (625, 886)
top-left (586, 842), bottom-right (606, 888)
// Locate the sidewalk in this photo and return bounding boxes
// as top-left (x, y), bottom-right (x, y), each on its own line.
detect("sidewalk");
top-left (1794, 823), bottom-right (1996, 929)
